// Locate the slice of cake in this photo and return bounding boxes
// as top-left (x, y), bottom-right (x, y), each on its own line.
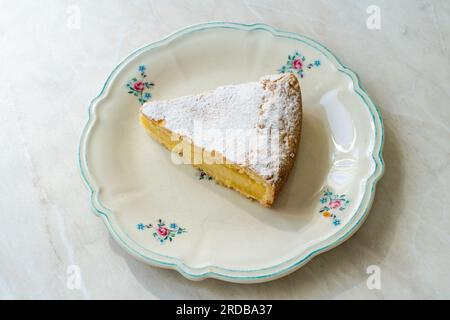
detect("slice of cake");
top-left (140, 73), bottom-right (302, 206)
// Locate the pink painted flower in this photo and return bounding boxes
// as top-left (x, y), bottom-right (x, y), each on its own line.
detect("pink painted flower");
top-left (330, 200), bottom-right (342, 209)
top-left (133, 81), bottom-right (145, 92)
top-left (292, 59), bottom-right (303, 70)
top-left (157, 227), bottom-right (169, 237)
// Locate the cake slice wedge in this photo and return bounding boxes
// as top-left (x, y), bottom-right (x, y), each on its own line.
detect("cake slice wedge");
top-left (139, 73), bottom-right (302, 206)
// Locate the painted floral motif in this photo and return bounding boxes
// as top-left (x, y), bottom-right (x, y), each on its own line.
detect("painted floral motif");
top-left (126, 65), bottom-right (155, 105)
top-left (197, 169), bottom-right (212, 180)
top-left (319, 189), bottom-right (351, 226)
top-left (278, 50), bottom-right (321, 78)
top-left (137, 219), bottom-right (186, 244)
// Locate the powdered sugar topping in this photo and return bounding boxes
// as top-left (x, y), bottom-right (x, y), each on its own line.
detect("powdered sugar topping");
top-left (141, 74), bottom-right (302, 184)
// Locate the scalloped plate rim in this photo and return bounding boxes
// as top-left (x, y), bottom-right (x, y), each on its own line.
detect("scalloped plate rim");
top-left (78, 22), bottom-right (385, 283)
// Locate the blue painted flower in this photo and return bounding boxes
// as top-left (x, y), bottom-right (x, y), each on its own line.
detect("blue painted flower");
top-left (333, 219), bottom-right (341, 226)
top-left (137, 223), bottom-right (145, 231)
top-left (138, 65), bottom-right (146, 72)
top-left (314, 60), bottom-right (321, 67)
top-left (169, 223), bottom-right (178, 229)
top-left (320, 197), bottom-right (328, 204)
top-left (144, 92), bottom-right (151, 99)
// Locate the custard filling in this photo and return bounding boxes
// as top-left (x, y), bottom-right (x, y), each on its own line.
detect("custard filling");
top-left (140, 114), bottom-right (269, 202)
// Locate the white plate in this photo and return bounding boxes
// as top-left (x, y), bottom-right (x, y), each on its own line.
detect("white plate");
top-left (79, 22), bottom-right (384, 283)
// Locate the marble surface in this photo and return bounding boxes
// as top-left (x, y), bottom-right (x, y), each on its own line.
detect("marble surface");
top-left (0, 0), bottom-right (449, 299)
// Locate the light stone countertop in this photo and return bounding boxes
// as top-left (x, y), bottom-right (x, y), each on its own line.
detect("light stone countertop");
top-left (0, 0), bottom-right (449, 299)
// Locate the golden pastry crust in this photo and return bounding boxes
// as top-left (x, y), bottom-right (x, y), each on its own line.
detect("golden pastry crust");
top-left (265, 73), bottom-right (302, 205)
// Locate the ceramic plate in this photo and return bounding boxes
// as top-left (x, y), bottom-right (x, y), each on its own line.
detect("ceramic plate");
top-left (79, 22), bottom-right (384, 283)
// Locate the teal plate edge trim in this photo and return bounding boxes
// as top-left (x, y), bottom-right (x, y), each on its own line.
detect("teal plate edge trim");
top-left (78, 22), bottom-right (385, 283)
